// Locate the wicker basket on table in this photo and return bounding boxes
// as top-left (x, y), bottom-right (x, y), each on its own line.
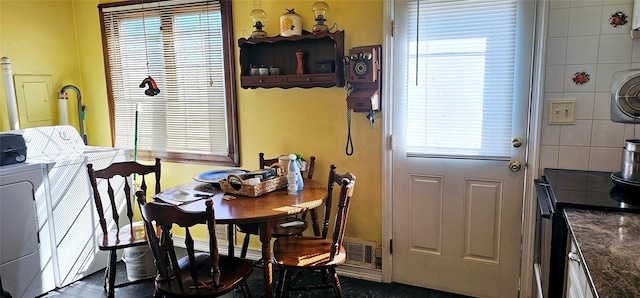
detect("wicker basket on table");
top-left (218, 172), bottom-right (287, 197)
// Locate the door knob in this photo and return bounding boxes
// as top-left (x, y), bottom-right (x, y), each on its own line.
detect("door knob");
top-left (512, 137), bottom-right (522, 148)
top-left (509, 160), bottom-right (522, 172)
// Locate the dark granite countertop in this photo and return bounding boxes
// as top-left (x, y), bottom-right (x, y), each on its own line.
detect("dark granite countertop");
top-left (564, 208), bottom-right (640, 298)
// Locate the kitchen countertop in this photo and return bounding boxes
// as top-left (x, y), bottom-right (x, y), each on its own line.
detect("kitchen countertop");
top-left (564, 208), bottom-right (640, 297)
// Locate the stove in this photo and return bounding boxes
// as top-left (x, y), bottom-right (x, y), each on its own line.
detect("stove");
top-left (544, 168), bottom-right (640, 211)
top-left (534, 168), bottom-right (640, 298)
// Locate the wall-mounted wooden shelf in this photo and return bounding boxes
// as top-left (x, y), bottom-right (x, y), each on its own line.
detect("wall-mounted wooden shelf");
top-left (238, 30), bottom-right (345, 89)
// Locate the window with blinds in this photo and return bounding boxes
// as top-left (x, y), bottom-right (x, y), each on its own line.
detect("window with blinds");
top-left (405, 0), bottom-right (517, 159)
top-left (99, 0), bottom-right (238, 166)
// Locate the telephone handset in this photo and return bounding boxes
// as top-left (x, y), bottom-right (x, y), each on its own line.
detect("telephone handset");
top-left (343, 45), bottom-right (382, 156)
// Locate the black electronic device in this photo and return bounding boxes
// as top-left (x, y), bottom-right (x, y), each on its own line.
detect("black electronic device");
top-left (0, 133), bottom-right (26, 166)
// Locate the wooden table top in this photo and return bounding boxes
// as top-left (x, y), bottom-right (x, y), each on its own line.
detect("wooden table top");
top-left (154, 178), bottom-right (326, 225)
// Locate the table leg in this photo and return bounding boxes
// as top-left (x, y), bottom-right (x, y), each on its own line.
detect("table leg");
top-left (260, 220), bottom-right (274, 297)
top-left (310, 208), bottom-right (320, 236)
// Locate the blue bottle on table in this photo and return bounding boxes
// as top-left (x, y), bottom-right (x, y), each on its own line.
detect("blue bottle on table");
top-left (291, 154), bottom-right (304, 191)
top-left (287, 154), bottom-right (299, 194)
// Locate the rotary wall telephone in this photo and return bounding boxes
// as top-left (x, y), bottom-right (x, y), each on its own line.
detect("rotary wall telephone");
top-left (343, 45), bottom-right (382, 155)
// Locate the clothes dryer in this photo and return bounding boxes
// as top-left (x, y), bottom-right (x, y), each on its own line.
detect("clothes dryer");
top-left (0, 162), bottom-right (55, 297)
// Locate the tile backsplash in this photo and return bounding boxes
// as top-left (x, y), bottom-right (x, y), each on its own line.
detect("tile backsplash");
top-left (541, 0), bottom-right (640, 173)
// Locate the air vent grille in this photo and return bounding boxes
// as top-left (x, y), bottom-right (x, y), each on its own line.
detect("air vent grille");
top-left (344, 237), bottom-right (376, 268)
top-left (610, 69), bottom-right (640, 123)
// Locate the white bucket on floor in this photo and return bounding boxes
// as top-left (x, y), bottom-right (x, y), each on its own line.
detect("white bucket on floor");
top-left (122, 245), bottom-right (156, 281)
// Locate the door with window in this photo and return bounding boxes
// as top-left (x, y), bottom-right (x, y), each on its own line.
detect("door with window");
top-left (391, 0), bottom-right (535, 297)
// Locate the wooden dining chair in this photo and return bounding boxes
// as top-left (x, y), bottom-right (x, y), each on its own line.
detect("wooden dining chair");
top-left (135, 192), bottom-right (254, 298)
top-left (86, 158), bottom-right (161, 298)
top-left (236, 153), bottom-right (316, 259)
top-left (273, 165), bottom-right (356, 297)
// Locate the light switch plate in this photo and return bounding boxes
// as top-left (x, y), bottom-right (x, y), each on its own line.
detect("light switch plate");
top-left (548, 99), bottom-right (575, 124)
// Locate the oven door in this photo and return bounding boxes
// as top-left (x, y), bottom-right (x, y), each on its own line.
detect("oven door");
top-left (533, 178), bottom-right (554, 298)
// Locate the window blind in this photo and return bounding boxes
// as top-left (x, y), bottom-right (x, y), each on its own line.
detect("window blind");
top-left (101, 0), bottom-right (229, 158)
top-left (405, 0), bottom-right (517, 159)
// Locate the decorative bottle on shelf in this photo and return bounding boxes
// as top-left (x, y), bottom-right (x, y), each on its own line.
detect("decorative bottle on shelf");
top-left (287, 154), bottom-right (299, 194)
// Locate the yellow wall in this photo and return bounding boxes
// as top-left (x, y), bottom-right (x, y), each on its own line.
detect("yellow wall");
top-left (0, 0), bottom-right (84, 131)
top-left (2, 0), bottom-right (383, 252)
top-left (231, 0), bottom-right (383, 248)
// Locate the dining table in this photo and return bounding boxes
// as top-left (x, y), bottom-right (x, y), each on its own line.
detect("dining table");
top-left (153, 177), bottom-right (327, 298)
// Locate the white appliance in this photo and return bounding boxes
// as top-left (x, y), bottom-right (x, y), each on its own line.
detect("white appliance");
top-left (0, 125), bottom-right (130, 296)
top-left (610, 69), bottom-right (640, 123)
top-left (0, 162), bottom-right (55, 298)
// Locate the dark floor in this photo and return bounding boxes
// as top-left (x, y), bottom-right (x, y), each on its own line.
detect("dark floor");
top-left (40, 257), bottom-right (471, 298)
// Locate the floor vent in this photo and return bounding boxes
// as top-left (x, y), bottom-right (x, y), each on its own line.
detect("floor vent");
top-left (344, 237), bottom-right (376, 268)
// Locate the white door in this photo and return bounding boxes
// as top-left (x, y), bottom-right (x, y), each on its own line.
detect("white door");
top-left (391, 0), bottom-right (535, 297)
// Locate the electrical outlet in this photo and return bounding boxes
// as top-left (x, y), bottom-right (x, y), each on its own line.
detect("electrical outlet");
top-left (548, 99), bottom-right (575, 124)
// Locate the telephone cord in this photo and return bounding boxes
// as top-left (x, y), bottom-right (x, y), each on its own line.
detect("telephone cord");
top-left (346, 105), bottom-right (354, 156)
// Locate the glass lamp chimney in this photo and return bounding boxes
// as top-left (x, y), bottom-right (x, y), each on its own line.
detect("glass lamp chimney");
top-left (250, 1), bottom-right (267, 38)
top-left (312, 0), bottom-right (329, 34)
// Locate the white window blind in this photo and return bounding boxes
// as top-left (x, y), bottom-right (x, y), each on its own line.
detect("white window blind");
top-left (101, 0), bottom-right (230, 159)
top-left (405, 0), bottom-right (517, 159)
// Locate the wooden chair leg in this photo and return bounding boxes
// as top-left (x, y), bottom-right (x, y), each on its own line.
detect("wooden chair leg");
top-left (283, 269), bottom-right (295, 298)
top-left (227, 224), bottom-right (235, 257)
top-left (329, 267), bottom-right (343, 298)
top-left (240, 233), bottom-right (250, 259)
top-left (320, 268), bottom-right (330, 284)
top-left (102, 264), bottom-right (108, 289)
top-left (276, 268), bottom-right (293, 298)
top-left (240, 280), bottom-right (252, 298)
top-left (275, 268), bottom-right (286, 298)
top-left (106, 250), bottom-right (117, 298)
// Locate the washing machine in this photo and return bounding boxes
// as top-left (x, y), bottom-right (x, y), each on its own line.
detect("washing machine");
top-left (20, 125), bottom-right (131, 288)
top-left (0, 125), bottom-right (131, 294)
top-left (0, 162), bottom-right (56, 297)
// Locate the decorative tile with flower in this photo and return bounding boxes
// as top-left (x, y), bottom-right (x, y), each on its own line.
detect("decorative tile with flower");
top-left (572, 71), bottom-right (590, 85)
top-left (609, 10), bottom-right (628, 28)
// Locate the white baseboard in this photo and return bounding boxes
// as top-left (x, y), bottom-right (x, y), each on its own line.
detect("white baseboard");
top-left (174, 236), bottom-right (383, 283)
top-left (336, 263), bottom-right (382, 282)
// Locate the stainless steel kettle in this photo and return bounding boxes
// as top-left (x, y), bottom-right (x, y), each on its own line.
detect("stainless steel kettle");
top-left (622, 139), bottom-right (640, 181)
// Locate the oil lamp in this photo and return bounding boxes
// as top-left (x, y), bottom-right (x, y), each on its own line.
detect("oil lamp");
top-left (249, 0), bottom-right (267, 38)
top-left (312, 0), bottom-right (329, 34)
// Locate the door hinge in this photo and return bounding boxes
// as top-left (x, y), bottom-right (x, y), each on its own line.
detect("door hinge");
top-left (389, 239), bottom-right (393, 254)
top-left (391, 20), bottom-right (395, 37)
top-left (389, 134), bottom-right (393, 150)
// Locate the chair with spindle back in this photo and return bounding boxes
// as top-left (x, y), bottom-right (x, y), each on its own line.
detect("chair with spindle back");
top-left (273, 165), bottom-right (356, 297)
top-left (86, 158), bottom-right (161, 298)
top-left (136, 192), bottom-right (254, 298)
top-left (236, 153), bottom-right (317, 259)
